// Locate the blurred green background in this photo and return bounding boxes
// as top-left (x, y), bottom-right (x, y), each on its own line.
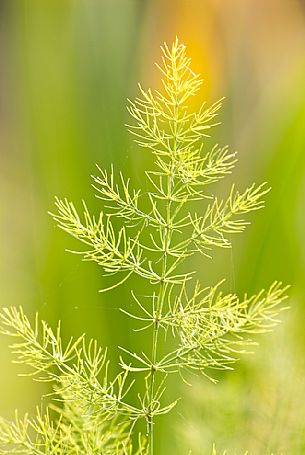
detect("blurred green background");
top-left (1, 1), bottom-right (305, 453)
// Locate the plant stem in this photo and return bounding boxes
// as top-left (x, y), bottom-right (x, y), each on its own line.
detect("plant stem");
top-left (148, 64), bottom-right (179, 451)
top-left (148, 265), bottom-right (168, 453)
top-left (148, 183), bottom-right (173, 454)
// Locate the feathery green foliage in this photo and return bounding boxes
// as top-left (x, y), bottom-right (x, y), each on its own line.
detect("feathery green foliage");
top-left (0, 38), bottom-right (288, 454)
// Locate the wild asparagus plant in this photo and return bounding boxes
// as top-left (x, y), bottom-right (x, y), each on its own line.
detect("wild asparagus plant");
top-left (0, 39), bottom-right (288, 454)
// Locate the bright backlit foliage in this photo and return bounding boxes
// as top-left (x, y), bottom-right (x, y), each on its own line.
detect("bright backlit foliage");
top-left (0, 39), bottom-right (287, 455)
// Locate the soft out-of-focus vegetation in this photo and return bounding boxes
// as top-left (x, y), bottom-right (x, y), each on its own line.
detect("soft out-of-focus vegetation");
top-left (0, 1), bottom-right (305, 453)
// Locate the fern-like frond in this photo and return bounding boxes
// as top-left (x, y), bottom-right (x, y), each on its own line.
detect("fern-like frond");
top-left (148, 145), bottom-right (237, 203)
top-left (187, 182), bottom-right (270, 254)
top-left (0, 409), bottom-right (68, 455)
top-left (127, 38), bottom-right (226, 197)
top-left (0, 307), bottom-right (139, 421)
top-left (0, 306), bottom-right (84, 379)
top-left (92, 165), bottom-right (152, 227)
top-left (172, 145), bottom-right (237, 188)
top-left (159, 282), bottom-right (288, 378)
top-left (51, 198), bottom-right (161, 284)
top-left (0, 407), bottom-right (147, 455)
top-left (52, 197), bottom-right (196, 285)
top-left (127, 39), bottom-right (221, 156)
